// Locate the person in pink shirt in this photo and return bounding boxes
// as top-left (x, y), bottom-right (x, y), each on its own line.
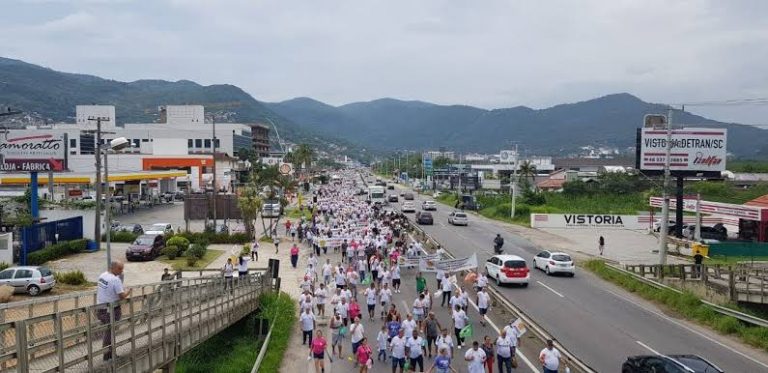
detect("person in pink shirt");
top-left (291, 244), bottom-right (300, 268)
top-left (348, 297), bottom-right (362, 322)
top-left (355, 337), bottom-right (373, 372)
top-left (310, 330), bottom-right (331, 373)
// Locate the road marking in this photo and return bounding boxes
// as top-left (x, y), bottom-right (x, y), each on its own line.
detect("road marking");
top-left (601, 286), bottom-right (768, 370)
top-left (636, 340), bottom-right (661, 355)
top-left (536, 281), bottom-right (564, 298)
top-left (466, 298), bottom-right (538, 373)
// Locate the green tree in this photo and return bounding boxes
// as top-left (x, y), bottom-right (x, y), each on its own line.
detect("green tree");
top-left (517, 160), bottom-right (537, 190)
top-left (237, 186), bottom-right (263, 238)
top-left (293, 144), bottom-right (314, 175)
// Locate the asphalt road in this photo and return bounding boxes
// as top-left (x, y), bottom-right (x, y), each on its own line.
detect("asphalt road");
top-left (383, 185), bottom-right (768, 373)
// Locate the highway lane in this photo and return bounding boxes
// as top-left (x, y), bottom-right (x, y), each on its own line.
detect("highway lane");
top-left (384, 187), bottom-right (768, 372)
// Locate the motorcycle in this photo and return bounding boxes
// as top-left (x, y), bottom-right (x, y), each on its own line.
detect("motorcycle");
top-left (493, 243), bottom-right (504, 254)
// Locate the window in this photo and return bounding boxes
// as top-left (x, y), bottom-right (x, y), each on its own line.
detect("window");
top-left (0, 270), bottom-right (13, 280)
top-left (70, 139), bottom-right (76, 148)
top-left (214, 139), bottom-right (220, 148)
top-left (188, 139), bottom-right (193, 148)
top-left (133, 139), bottom-right (140, 148)
top-left (141, 139), bottom-right (149, 143)
top-left (195, 139), bottom-right (202, 148)
top-left (504, 260), bottom-right (526, 268)
top-left (13, 269), bottom-right (33, 279)
top-left (204, 139), bottom-right (211, 148)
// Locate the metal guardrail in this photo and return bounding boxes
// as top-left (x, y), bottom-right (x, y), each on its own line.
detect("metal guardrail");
top-left (249, 321), bottom-right (275, 373)
top-left (407, 224), bottom-right (597, 373)
top-left (608, 263), bottom-right (768, 328)
top-left (0, 271), bottom-right (270, 373)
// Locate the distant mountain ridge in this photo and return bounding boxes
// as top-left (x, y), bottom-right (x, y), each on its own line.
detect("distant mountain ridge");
top-left (267, 93), bottom-right (768, 158)
top-left (1, 57), bottom-right (766, 158)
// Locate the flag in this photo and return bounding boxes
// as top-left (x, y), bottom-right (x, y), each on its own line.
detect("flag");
top-left (459, 324), bottom-right (473, 339)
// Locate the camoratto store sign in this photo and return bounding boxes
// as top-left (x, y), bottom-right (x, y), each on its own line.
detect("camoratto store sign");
top-left (0, 133), bottom-right (68, 172)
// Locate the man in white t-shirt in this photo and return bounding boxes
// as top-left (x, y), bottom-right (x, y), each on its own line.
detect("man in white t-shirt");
top-left (322, 259), bottom-right (333, 285)
top-left (496, 328), bottom-right (516, 373)
top-left (389, 329), bottom-right (408, 372)
top-left (378, 283), bottom-right (393, 320)
top-left (401, 314), bottom-right (417, 339)
top-left (436, 328), bottom-right (455, 358)
top-left (477, 288), bottom-right (491, 327)
top-left (315, 283), bottom-right (328, 317)
top-left (96, 261), bottom-right (131, 361)
top-left (300, 308), bottom-right (316, 345)
top-left (336, 297), bottom-right (350, 326)
top-left (405, 330), bottom-right (425, 372)
top-left (539, 339), bottom-right (564, 373)
top-left (441, 276), bottom-right (453, 307)
top-left (349, 317), bottom-right (365, 362)
top-left (452, 306), bottom-right (468, 348)
top-left (364, 283), bottom-right (378, 321)
top-left (464, 341), bottom-right (486, 373)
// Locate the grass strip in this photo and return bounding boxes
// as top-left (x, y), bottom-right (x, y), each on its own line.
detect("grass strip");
top-left (256, 292), bottom-right (298, 372)
top-left (176, 314), bottom-right (263, 373)
top-left (158, 249), bottom-right (224, 270)
top-left (584, 260), bottom-right (768, 352)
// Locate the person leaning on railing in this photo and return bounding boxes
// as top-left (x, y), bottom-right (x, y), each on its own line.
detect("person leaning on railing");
top-left (96, 260), bottom-right (132, 361)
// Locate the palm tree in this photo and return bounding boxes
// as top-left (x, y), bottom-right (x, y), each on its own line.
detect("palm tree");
top-left (293, 144), bottom-right (314, 175)
top-left (237, 185), bottom-right (262, 238)
top-left (517, 160), bottom-right (537, 191)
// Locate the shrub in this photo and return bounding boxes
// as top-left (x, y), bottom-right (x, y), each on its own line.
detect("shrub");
top-left (103, 231), bottom-right (139, 243)
top-left (55, 270), bottom-right (88, 285)
top-left (178, 231), bottom-right (249, 245)
top-left (0, 262), bottom-right (8, 271)
top-left (161, 245), bottom-right (180, 260)
top-left (187, 243), bottom-right (207, 259)
top-left (241, 244), bottom-right (251, 256)
top-left (166, 236), bottom-right (191, 253)
top-left (186, 256), bottom-right (199, 267)
top-left (0, 285), bottom-right (13, 303)
top-left (27, 239), bottom-right (89, 265)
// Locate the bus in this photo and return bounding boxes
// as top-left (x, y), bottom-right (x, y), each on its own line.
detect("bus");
top-left (368, 185), bottom-right (386, 206)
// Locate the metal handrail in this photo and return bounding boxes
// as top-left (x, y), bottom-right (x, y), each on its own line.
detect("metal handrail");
top-left (611, 263), bottom-right (768, 328)
top-left (250, 321), bottom-right (275, 373)
top-left (0, 271), bottom-right (269, 373)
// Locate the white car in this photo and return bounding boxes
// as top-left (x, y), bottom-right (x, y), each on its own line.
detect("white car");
top-left (447, 211), bottom-right (469, 226)
top-left (533, 251), bottom-right (575, 276)
top-left (401, 202), bottom-right (416, 213)
top-left (652, 219), bottom-right (675, 232)
top-left (485, 255), bottom-right (529, 286)
top-left (145, 223), bottom-right (173, 235)
top-left (422, 200), bottom-right (437, 211)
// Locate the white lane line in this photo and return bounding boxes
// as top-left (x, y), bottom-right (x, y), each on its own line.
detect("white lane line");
top-left (636, 340), bottom-right (661, 355)
top-left (466, 297), bottom-right (538, 373)
top-left (536, 281), bottom-right (564, 298)
top-left (601, 286), bottom-right (768, 370)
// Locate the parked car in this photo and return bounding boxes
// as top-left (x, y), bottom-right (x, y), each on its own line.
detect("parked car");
top-left (652, 219), bottom-right (676, 232)
top-left (145, 223), bottom-right (173, 235)
top-left (533, 251), bottom-right (575, 276)
top-left (683, 224), bottom-right (728, 241)
top-left (485, 255), bottom-right (529, 287)
top-left (400, 191), bottom-right (406, 197)
top-left (388, 194), bottom-right (399, 203)
top-left (262, 201), bottom-right (282, 218)
top-left (387, 185), bottom-right (395, 190)
top-left (421, 200), bottom-right (437, 211)
top-left (403, 192), bottom-right (415, 200)
top-left (621, 354), bottom-right (723, 373)
top-left (126, 234), bottom-right (165, 261)
top-left (0, 266), bottom-right (56, 296)
top-left (415, 211), bottom-right (434, 225)
top-left (401, 202), bottom-right (416, 213)
top-left (447, 211), bottom-right (469, 226)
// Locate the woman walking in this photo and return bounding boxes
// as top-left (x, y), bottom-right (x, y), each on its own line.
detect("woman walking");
top-left (291, 243), bottom-right (300, 268)
top-left (310, 330), bottom-right (332, 373)
top-left (355, 337), bottom-right (373, 373)
top-left (428, 347), bottom-right (458, 373)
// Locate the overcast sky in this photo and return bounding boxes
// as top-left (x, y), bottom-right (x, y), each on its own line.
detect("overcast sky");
top-left (2, 0), bottom-right (768, 126)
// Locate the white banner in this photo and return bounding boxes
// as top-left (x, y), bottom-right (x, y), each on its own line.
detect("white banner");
top-left (400, 253), bottom-right (439, 268)
top-left (531, 214), bottom-right (648, 229)
top-left (419, 254), bottom-right (478, 273)
top-left (639, 127), bottom-right (727, 172)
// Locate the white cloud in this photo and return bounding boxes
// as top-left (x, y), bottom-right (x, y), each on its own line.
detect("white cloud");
top-left (1, 0), bottom-right (767, 125)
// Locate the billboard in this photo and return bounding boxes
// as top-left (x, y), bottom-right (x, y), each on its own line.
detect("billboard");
top-left (531, 213), bottom-right (649, 229)
top-left (637, 127), bottom-right (726, 177)
top-left (422, 153), bottom-right (433, 175)
top-left (0, 133), bottom-right (68, 172)
top-left (499, 150), bottom-right (517, 163)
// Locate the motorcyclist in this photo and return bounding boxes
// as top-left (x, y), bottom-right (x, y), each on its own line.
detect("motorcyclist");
top-left (493, 234), bottom-right (504, 253)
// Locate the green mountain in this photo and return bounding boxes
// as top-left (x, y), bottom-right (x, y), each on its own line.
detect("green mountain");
top-left (267, 94), bottom-right (768, 158)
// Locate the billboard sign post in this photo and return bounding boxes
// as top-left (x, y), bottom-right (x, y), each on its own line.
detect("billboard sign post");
top-left (636, 127), bottom-right (726, 177)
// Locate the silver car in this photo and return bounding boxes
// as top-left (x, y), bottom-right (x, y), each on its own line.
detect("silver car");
top-left (0, 266), bottom-right (56, 296)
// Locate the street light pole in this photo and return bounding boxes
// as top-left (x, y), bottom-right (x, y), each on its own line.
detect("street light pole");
top-left (212, 117), bottom-right (217, 229)
top-left (88, 116), bottom-right (110, 254)
top-left (510, 144), bottom-right (518, 220)
top-left (659, 109), bottom-right (674, 265)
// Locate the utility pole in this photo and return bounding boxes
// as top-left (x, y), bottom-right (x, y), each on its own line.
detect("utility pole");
top-left (88, 116), bottom-right (110, 253)
top-left (658, 109), bottom-right (673, 265)
top-left (212, 117), bottom-right (217, 229)
top-left (510, 144), bottom-right (519, 220)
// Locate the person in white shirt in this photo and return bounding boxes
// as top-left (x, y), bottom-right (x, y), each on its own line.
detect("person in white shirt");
top-left (452, 306), bottom-right (468, 348)
top-left (476, 271), bottom-right (488, 291)
top-left (322, 259), bottom-right (333, 285)
top-left (222, 258), bottom-right (234, 293)
top-left (401, 314), bottom-right (417, 339)
top-left (96, 261), bottom-right (131, 361)
top-left (389, 329), bottom-right (408, 372)
top-left (441, 277), bottom-right (453, 307)
top-left (308, 253), bottom-right (318, 279)
top-left (449, 292), bottom-right (462, 311)
top-left (349, 317), bottom-right (365, 363)
top-left (464, 341), bottom-right (486, 373)
top-left (378, 283), bottom-right (393, 320)
top-left (436, 269), bottom-right (446, 289)
top-left (436, 328), bottom-right (455, 358)
top-left (364, 283), bottom-right (378, 321)
top-left (405, 330), bottom-right (425, 372)
top-left (377, 325), bottom-right (389, 362)
top-left (391, 265), bottom-right (402, 293)
top-left (477, 288), bottom-right (491, 327)
top-left (412, 293), bottom-right (426, 326)
top-left (300, 308), bottom-right (316, 346)
top-left (300, 292), bottom-right (314, 313)
top-left (250, 239), bottom-right (259, 261)
top-left (496, 328), bottom-right (516, 373)
top-left (458, 288), bottom-right (469, 309)
top-left (315, 283), bottom-right (328, 317)
top-left (336, 297), bottom-right (350, 326)
top-left (539, 340), bottom-right (564, 373)
top-left (335, 268), bottom-right (347, 290)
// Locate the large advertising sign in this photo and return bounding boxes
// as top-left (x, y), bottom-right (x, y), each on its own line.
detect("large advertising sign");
top-left (531, 214), bottom-right (649, 229)
top-left (0, 133), bottom-right (68, 172)
top-left (637, 128), bottom-right (727, 175)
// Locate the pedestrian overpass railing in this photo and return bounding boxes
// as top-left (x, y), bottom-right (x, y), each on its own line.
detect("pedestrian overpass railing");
top-left (0, 271), bottom-right (271, 373)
